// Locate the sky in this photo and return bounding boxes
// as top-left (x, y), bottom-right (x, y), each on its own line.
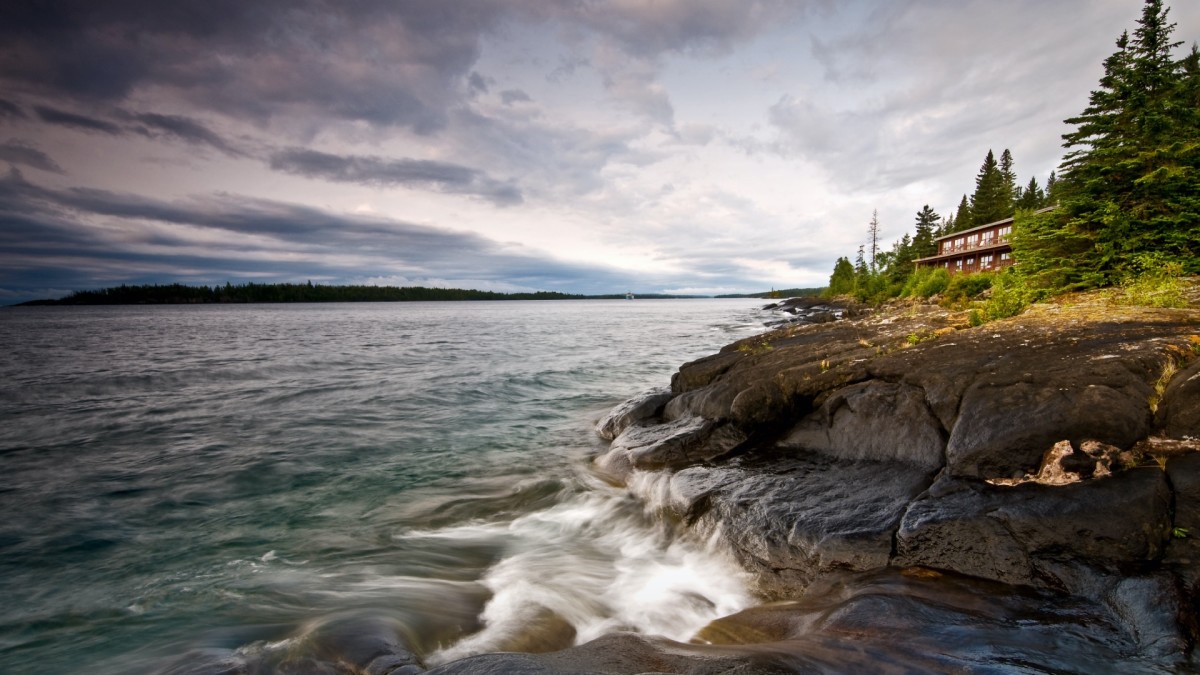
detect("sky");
top-left (1, 0), bottom-right (1197, 302)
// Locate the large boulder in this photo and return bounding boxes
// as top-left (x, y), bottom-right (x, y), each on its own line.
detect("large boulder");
top-left (1158, 357), bottom-right (1200, 439)
top-left (594, 387), bottom-right (672, 441)
top-left (894, 468), bottom-right (1172, 588)
top-left (668, 454), bottom-right (934, 598)
top-left (778, 380), bottom-right (946, 471)
top-left (593, 416), bottom-right (745, 482)
top-left (1165, 452), bottom-right (1200, 608)
top-left (945, 374), bottom-right (1153, 480)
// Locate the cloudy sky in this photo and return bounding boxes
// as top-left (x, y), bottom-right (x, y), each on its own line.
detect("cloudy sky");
top-left (1, 0), bottom-right (1195, 301)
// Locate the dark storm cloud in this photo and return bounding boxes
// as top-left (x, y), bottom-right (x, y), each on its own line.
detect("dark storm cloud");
top-left (0, 0), bottom-right (509, 132)
top-left (0, 99), bottom-right (26, 120)
top-left (0, 142), bottom-right (64, 173)
top-left (0, 170), bottom-right (628, 300)
top-left (0, 1), bottom-right (818, 135)
top-left (34, 106), bottom-right (123, 135)
top-left (268, 148), bottom-right (522, 205)
top-left (130, 113), bottom-right (245, 157)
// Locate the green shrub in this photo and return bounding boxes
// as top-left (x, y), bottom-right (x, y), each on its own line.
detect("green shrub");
top-left (902, 267), bottom-right (950, 299)
top-left (982, 270), bottom-right (1043, 320)
top-left (943, 272), bottom-right (994, 304)
top-left (1115, 254), bottom-right (1186, 308)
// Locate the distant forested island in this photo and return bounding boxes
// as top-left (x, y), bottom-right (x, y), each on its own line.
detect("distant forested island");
top-left (16, 282), bottom-right (707, 305)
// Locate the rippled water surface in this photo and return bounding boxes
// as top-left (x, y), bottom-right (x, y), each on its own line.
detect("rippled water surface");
top-left (0, 300), bottom-right (766, 673)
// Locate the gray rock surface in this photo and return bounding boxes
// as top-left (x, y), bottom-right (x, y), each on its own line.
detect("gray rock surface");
top-left (893, 469), bottom-right (1172, 587)
top-left (594, 387), bottom-right (673, 441)
top-left (1159, 357), bottom-right (1200, 438)
top-left (669, 453), bottom-right (935, 597)
top-left (779, 380), bottom-right (946, 470)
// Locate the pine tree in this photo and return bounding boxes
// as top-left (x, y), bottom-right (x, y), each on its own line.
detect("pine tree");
top-left (1016, 176), bottom-right (1045, 211)
top-left (970, 149), bottom-right (1012, 225)
top-left (952, 194), bottom-right (972, 233)
top-left (999, 149), bottom-right (1018, 208)
top-left (1019, 0), bottom-right (1199, 287)
top-left (828, 256), bottom-right (856, 296)
top-left (913, 205), bottom-right (940, 258)
top-left (1059, 0), bottom-right (1198, 279)
top-left (1044, 171), bottom-right (1059, 205)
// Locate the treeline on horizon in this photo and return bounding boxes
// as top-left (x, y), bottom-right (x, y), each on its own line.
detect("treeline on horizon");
top-left (827, 0), bottom-right (1197, 315)
top-left (20, 282), bottom-right (700, 305)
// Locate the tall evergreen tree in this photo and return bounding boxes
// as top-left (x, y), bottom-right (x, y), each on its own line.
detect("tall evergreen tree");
top-left (952, 194), bottom-right (972, 233)
top-left (1055, 0), bottom-right (1199, 280)
top-left (970, 149), bottom-right (1012, 225)
top-left (913, 205), bottom-right (940, 258)
top-left (1019, 0), bottom-right (1199, 287)
top-left (999, 148), bottom-right (1018, 207)
top-left (1016, 176), bottom-right (1046, 211)
top-left (828, 256), bottom-right (856, 296)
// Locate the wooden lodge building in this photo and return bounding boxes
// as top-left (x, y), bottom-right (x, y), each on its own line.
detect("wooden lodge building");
top-left (913, 206), bottom-right (1054, 274)
top-left (913, 216), bottom-right (1015, 274)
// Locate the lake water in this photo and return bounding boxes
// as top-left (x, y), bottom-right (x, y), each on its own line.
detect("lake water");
top-left (0, 299), bottom-right (768, 673)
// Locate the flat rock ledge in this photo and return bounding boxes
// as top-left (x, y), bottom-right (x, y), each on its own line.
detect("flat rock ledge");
top-left (584, 289), bottom-right (1200, 671)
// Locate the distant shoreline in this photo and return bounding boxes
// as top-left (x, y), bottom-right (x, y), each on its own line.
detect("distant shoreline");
top-left (13, 282), bottom-right (823, 306)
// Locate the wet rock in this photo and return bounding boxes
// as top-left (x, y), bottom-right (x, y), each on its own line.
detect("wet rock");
top-left (1104, 573), bottom-right (1192, 660)
top-left (426, 632), bottom-right (807, 675)
top-left (594, 417), bottom-right (745, 482)
top-left (894, 468), bottom-right (1172, 588)
top-left (595, 387), bottom-right (672, 441)
top-left (1158, 357), bottom-right (1200, 438)
top-left (694, 567), bottom-right (1183, 673)
top-left (1165, 453), bottom-right (1200, 600)
top-left (945, 374), bottom-right (1153, 480)
top-left (673, 454), bottom-right (934, 598)
top-left (778, 380), bottom-right (946, 471)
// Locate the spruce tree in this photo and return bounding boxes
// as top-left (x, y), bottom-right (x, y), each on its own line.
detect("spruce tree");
top-left (1044, 171), bottom-right (1059, 205)
top-left (970, 150), bottom-right (1012, 225)
top-left (999, 149), bottom-right (1018, 208)
top-left (1022, 0), bottom-right (1199, 287)
top-left (1016, 176), bottom-right (1045, 211)
top-left (828, 256), bottom-right (855, 296)
top-left (952, 194), bottom-right (972, 233)
top-left (913, 205), bottom-right (940, 258)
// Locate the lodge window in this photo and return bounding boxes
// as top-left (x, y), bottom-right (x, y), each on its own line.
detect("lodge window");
top-left (1000, 252), bottom-right (1011, 261)
top-left (955, 259), bottom-right (963, 269)
top-left (998, 225), bottom-right (1012, 240)
top-left (966, 257), bottom-right (975, 267)
top-left (980, 254), bottom-right (994, 267)
top-left (982, 230), bottom-right (994, 243)
top-left (954, 237), bottom-right (965, 250)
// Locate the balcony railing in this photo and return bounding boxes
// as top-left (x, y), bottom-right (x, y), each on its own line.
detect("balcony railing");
top-left (939, 233), bottom-right (1010, 255)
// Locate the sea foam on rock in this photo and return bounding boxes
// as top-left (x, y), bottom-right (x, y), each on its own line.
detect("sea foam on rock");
top-left (580, 291), bottom-right (1200, 670)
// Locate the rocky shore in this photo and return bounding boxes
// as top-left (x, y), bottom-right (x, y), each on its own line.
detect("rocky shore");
top-left (443, 286), bottom-right (1200, 674)
top-left (168, 286), bottom-right (1200, 674)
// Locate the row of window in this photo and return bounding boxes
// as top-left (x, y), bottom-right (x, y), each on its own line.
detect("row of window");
top-left (939, 225), bottom-right (1012, 254)
top-left (941, 251), bottom-right (1011, 270)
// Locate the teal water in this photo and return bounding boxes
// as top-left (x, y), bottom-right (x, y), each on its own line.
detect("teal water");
top-left (0, 299), bottom-right (766, 673)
